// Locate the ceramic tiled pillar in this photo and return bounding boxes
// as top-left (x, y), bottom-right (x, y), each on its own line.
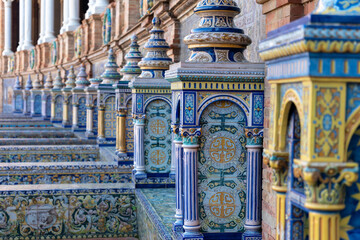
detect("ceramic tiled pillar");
top-left (134, 117), bottom-right (146, 179)
top-left (173, 127), bottom-right (184, 232)
top-left (243, 128), bottom-right (263, 239)
top-left (181, 128), bottom-right (203, 239)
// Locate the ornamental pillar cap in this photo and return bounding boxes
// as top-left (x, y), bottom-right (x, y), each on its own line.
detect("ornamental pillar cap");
top-left (44, 72), bottom-right (53, 90)
top-left (138, 17), bottom-right (172, 79)
top-left (64, 66), bottom-right (76, 89)
top-left (53, 69), bottom-right (64, 89)
top-left (25, 75), bottom-right (33, 90)
top-left (101, 48), bottom-right (122, 84)
top-left (75, 64), bottom-right (90, 89)
top-left (33, 73), bottom-right (43, 89)
top-left (120, 34), bottom-right (143, 81)
top-left (14, 76), bottom-right (21, 90)
top-left (184, 0), bottom-right (251, 63)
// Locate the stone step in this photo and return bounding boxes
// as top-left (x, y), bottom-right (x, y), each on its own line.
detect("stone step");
top-left (0, 183), bottom-right (137, 240)
top-left (0, 130), bottom-right (77, 138)
top-left (0, 137), bottom-right (96, 145)
top-left (0, 145), bottom-right (100, 163)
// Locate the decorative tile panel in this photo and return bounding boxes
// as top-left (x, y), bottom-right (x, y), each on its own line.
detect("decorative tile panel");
top-left (105, 96), bottom-right (116, 139)
top-left (126, 100), bottom-right (134, 154)
top-left (0, 190), bottom-right (137, 239)
top-left (198, 100), bottom-right (247, 233)
top-left (34, 95), bottom-right (42, 114)
top-left (78, 97), bottom-right (86, 128)
top-left (54, 95), bottom-right (63, 120)
top-left (46, 95), bottom-right (51, 117)
top-left (144, 100), bottom-right (172, 173)
top-left (15, 94), bottom-right (23, 112)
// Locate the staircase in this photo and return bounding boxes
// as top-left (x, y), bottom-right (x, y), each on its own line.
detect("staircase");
top-left (0, 115), bottom-right (138, 239)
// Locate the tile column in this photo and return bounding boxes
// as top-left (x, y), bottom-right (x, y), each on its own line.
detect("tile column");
top-left (37, 0), bottom-right (46, 44)
top-left (23, 0), bottom-right (33, 50)
top-left (181, 128), bottom-right (203, 240)
top-left (17, 0), bottom-right (24, 50)
top-left (134, 117), bottom-right (146, 179)
top-left (60, 0), bottom-right (69, 34)
top-left (93, 0), bottom-right (109, 14)
top-left (86, 106), bottom-right (94, 136)
top-left (2, 0), bottom-right (14, 56)
top-left (173, 127), bottom-right (184, 232)
top-left (43, 0), bottom-right (56, 42)
top-left (66, 0), bottom-right (80, 31)
top-left (243, 128), bottom-right (263, 239)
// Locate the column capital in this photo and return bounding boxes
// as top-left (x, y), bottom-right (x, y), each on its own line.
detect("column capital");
top-left (245, 127), bottom-right (263, 146)
top-left (294, 161), bottom-right (359, 211)
top-left (180, 127), bottom-right (202, 146)
top-left (172, 125), bottom-right (182, 143)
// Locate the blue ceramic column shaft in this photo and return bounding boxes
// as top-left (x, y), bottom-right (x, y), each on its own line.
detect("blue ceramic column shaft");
top-left (134, 119), bottom-right (146, 179)
top-left (173, 133), bottom-right (184, 231)
top-left (245, 145), bottom-right (262, 231)
top-left (244, 128), bottom-right (263, 236)
top-left (182, 144), bottom-right (202, 238)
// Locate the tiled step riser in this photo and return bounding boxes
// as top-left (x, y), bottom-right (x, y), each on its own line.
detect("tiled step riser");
top-left (0, 170), bottom-right (133, 185)
top-left (0, 132), bottom-right (77, 138)
top-left (0, 188), bottom-right (138, 239)
top-left (0, 145), bottom-right (100, 163)
top-left (0, 138), bottom-right (97, 145)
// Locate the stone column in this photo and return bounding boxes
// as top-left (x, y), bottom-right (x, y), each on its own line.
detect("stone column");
top-left (243, 128), bottom-right (263, 239)
top-left (66, 0), bottom-right (80, 31)
top-left (17, 0), bottom-right (24, 50)
top-left (23, 0), bottom-right (33, 50)
top-left (93, 0), bottom-right (109, 14)
top-left (181, 128), bottom-right (203, 239)
top-left (43, 0), bottom-right (56, 42)
top-left (134, 118), bottom-right (146, 179)
top-left (85, 0), bottom-right (96, 18)
top-left (2, 0), bottom-right (14, 56)
top-left (37, 0), bottom-right (46, 44)
top-left (173, 129), bottom-right (184, 232)
top-left (117, 109), bottom-right (127, 156)
top-left (60, 0), bottom-right (69, 34)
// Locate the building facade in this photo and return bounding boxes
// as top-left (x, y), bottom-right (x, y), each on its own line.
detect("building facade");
top-left (0, 0), bottom-right (359, 240)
